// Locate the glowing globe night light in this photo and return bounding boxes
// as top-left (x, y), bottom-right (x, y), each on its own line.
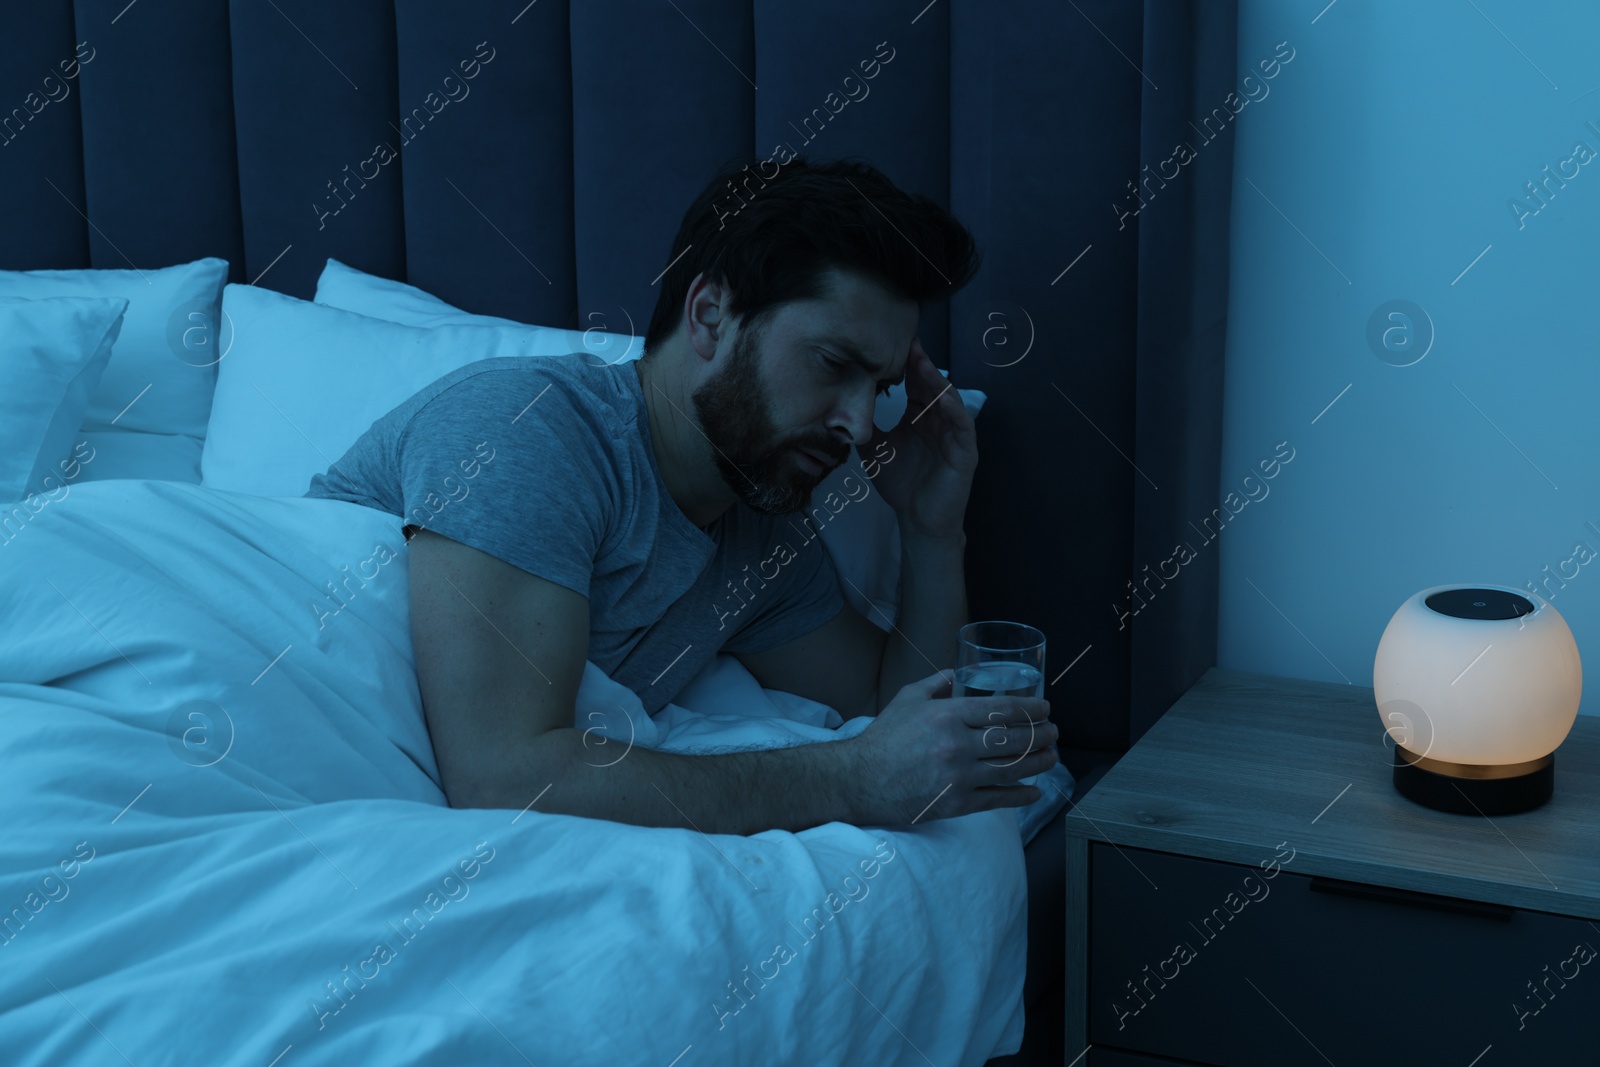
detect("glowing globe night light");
top-left (1373, 584), bottom-right (1581, 815)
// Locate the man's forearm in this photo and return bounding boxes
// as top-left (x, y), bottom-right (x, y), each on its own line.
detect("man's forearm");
top-left (877, 529), bottom-right (968, 709)
top-left (461, 727), bottom-right (861, 836)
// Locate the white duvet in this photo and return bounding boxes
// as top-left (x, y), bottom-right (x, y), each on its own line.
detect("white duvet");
top-left (0, 480), bottom-right (1070, 1066)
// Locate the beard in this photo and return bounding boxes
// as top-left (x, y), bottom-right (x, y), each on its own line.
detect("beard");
top-left (689, 318), bottom-right (841, 516)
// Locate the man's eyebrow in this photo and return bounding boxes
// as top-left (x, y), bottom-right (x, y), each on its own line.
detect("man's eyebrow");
top-left (823, 335), bottom-right (902, 383)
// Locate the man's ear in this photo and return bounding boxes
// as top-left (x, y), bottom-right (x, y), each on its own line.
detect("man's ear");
top-left (685, 272), bottom-right (727, 362)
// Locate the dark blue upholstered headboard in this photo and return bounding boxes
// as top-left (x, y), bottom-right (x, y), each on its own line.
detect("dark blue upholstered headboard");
top-left (1, 1), bottom-right (1237, 755)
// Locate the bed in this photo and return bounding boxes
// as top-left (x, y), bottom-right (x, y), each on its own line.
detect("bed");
top-left (1, 255), bottom-right (1073, 1065)
top-left (0, 473), bottom-right (1068, 1066)
top-left (2, 3), bottom-right (1238, 1064)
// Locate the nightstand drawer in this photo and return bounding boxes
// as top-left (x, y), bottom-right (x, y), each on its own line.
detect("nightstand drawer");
top-left (1088, 843), bottom-right (1600, 1065)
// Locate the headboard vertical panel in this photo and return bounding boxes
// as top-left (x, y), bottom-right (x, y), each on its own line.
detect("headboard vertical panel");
top-left (951, 0), bottom-right (1145, 752)
top-left (570, 0), bottom-right (755, 344)
top-left (0, 6), bottom-right (90, 269)
top-left (1128, 0), bottom-right (1235, 746)
top-left (226, 0), bottom-right (404, 296)
top-left (396, 2), bottom-right (578, 327)
top-left (751, 3), bottom-right (954, 367)
top-left (72, 0), bottom-right (244, 280)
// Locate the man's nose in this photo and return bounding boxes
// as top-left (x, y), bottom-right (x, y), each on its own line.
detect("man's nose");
top-left (829, 385), bottom-right (878, 451)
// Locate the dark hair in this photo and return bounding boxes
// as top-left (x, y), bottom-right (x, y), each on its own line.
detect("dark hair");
top-left (643, 156), bottom-right (980, 356)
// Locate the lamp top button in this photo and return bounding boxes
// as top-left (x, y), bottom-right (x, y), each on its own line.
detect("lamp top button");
top-left (1424, 588), bottom-right (1535, 621)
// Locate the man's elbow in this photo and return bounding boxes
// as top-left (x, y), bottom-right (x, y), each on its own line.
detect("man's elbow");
top-left (444, 776), bottom-right (513, 810)
top-left (439, 727), bottom-right (578, 810)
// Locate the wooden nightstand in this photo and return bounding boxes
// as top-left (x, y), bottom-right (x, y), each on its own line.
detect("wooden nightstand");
top-left (1063, 667), bottom-right (1600, 1066)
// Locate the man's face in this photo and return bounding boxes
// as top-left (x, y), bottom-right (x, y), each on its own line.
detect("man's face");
top-left (690, 268), bottom-right (918, 515)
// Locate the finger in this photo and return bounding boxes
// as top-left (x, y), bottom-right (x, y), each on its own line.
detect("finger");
top-left (905, 386), bottom-right (961, 450)
top-left (903, 340), bottom-right (944, 404)
top-left (971, 783), bottom-right (1044, 811)
top-left (943, 385), bottom-right (973, 435)
top-left (980, 745), bottom-right (1059, 786)
top-left (981, 719), bottom-right (1057, 750)
top-left (977, 722), bottom-right (1056, 765)
top-left (921, 359), bottom-right (949, 409)
top-left (914, 338), bottom-right (955, 390)
top-left (958, 696), bottom-right (1050, 727)
top-left (916, 381), bottom-right (959, 436)
top-left (931, 388), bottom-right (970, 453)
top-left (908, 336), bottom-right (931, 379)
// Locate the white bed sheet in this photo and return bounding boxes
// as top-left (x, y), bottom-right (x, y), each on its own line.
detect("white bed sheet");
top-left (0, 480), bottom-right (1069, 1065)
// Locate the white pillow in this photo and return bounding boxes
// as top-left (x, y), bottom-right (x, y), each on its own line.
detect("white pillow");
top-left (0, 295), bottom-right (127, 504)
top-left (202, 286), bottom-right (642, 496)
top-left (309, 258), bottom-right (986, 629)
top-left (314, 257), bottom-right (640, 363)
top-left (0, 257), bottom-right (229, 483)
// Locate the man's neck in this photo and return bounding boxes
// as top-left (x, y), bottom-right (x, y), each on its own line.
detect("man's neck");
top-left (634, 356), bottom-right (733, 530)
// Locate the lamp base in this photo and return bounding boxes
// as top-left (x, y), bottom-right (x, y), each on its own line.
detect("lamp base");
top-left (1392, 745), bottom-right (1554, 815)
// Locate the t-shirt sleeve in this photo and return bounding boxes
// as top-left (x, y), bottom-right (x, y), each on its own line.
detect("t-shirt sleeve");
top-left (721, 533), bottom-right (848, 655)
top-left (394, 370), bottom-right (616, 599)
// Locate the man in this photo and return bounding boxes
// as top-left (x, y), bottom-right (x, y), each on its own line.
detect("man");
top-left (304, 157), bottom-right (1057, 835)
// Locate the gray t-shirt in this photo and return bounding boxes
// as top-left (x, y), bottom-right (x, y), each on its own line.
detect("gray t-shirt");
top-left (304, 354), bottom-right (846, 715)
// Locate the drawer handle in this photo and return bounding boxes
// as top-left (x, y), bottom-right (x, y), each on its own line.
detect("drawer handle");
top-left (1309, 876), bottom-right (1514, 921)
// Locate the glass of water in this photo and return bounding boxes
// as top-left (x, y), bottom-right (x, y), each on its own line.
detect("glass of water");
top-left (955, 620), bottom-right (1050, 786)
top-left (954, 620), bottom-right (1046, 698)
